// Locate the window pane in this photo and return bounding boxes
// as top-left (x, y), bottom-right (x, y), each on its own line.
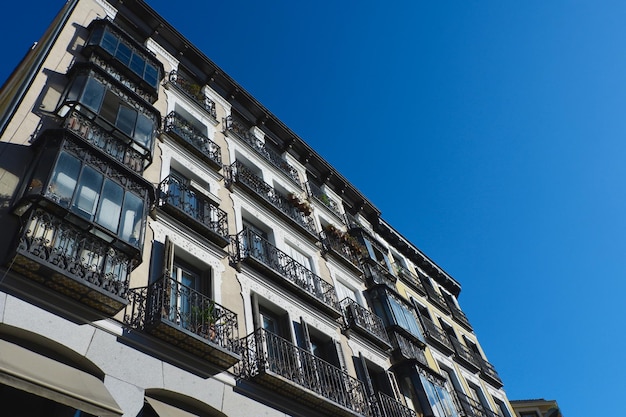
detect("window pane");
top-left (129, 53), bottom-right (145, 77)
top-left (101, 30), bottom-right (118, 55)
top-left (71, 166), bottom-right (103, 220)
top-left (144, 64), bottom-right (159, 87)
top-left (96, 179), bottom-right (123, 233)
top-left (119, 192), bottom-right (144, 245)
top-left (133, 113), bottom-right (154, 147)
top-left (116, 106), bottom-right (137, 137)
top-left (66, 75), bottom-right (86, 103)
top-left (48, 152), bottom-right (81, 207)
top-left (80, 77), bottom-right (105, 112)
top-left (115, 41), bottom-right (132, 66)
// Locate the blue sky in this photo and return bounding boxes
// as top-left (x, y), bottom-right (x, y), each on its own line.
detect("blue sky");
top-left (2, 1), bottom-right (624, 416)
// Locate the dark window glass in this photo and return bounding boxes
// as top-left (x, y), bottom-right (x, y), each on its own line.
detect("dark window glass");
top-left (116, 106), bottom-right (137, 137)
top-left (115, 42), bottom-right (132, 66)
top-left (129, 53), bottom-right (145, 77)
top-left (81, 77), bottom-right (106, 112)
top-left (144, 64), bottom-right (159, 87)
top-left (101, 30), bottom-right (118, 55)
top-left (71, 166), bottom-right (103, 220)
top-left (48, 152), bottom-right (81, 207)
top-left (134, 113), bottom-right (154, 147)
top-left (66, 75), bottom-right (86, 103)
top-left (120, 192), bottom-right (144, 245)
top-left (96, 179), bottom-right (124, 232)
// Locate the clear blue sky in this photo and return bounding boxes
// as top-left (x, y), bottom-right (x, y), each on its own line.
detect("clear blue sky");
top-left (2, 1), bottom-right (624, 416)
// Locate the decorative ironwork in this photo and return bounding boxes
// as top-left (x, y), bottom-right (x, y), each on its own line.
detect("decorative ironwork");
top-left (420, 317), bottom-right (454, 352)
top-left (225, 116), bottom-right (301, 185)
top-left (389, 331), bottom-right (428, 368)
top-left (124, 276), bottom-right (240, 368)
top-left (238, 328), bottom-right (371, 417)
top-left (11, 208), bottom-right (135, 315)
top-left (89, 55), bottom-right (155, 103)
top-left (65, 111), bottom-right (146, 174)
top-left (168, 70), bottom-right (217, 119)
top-left (454, 391), bottom-right (502, 417)
top-left (307, 181), bottom-right (342, 217)
top-left (225, 161), bottom-right (316, 236)
top-left (230, 228), bottom-right (340, 316)
top-left (444, 297), bottom-right (473, 330)
top-left (363, 262), bottom-right (397, 291)
top-left (450, 338), bottom-right (481, 371)
top-left (340, 297), bottom-right (390, 349)
top-left (158, 176), bottom-right (228, 246)
top-left (374, 392), bottom-right (417, 417)
top-left (320, 228), bottom-right (363, 272)
top-left (163, 112), bottom-right (221, 168)
top-left (422, 280), bottom-right (450, 313)
top-left (393, 264), bottom-right (426, 296)
top-left (475, 356), bottom-right (503, 388)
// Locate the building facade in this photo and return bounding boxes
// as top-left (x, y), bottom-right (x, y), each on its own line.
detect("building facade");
top-left (0, 1), bottom-right (515, 416)
top-left (510, 399), bottom-right (562, 417)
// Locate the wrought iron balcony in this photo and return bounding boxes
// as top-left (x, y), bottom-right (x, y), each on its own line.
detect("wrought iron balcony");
top-left (340, 298), bottom-right (391, 350)
top-left (307, 181), bottom-right (342, 218)
top-left (450, 338), bottom-right (481, 372)
top-left (230, 228), bottom-right (340, 318)
top-left (158, 176), bottom-right (229, 247)
top-left (163, 111), bottom-right (221, 169)
top-left (320, 229), bottom-right (363, 273)
top-left (422, 282), bottom-right (450, 313)
top-left (9, 208), bottom-right (135, 316)
top-left (373, 392), bottom-right (417, 417)
top-left (420, 317), bottom-right (454, 353)
top-left (475, 356), bottom-right (503, 388)
top-left (388, 331), bottom-right (428, 368)
top-left (225, 117), bottom-right (301, 186)
top-left (445, 298), bottom-right (473, 331)
top-left (363, 261), bottom-right (397, 291)
top-left (167, 70), bottom-right (217, 119)
top-left (393, 264), bottom-right (426, 296)
top-left (124, 275), bottom-right (240, 369)
top-left (238, 328), bottom-right (372, 417)
top-left (454, 391), bottom-right (501, 417)
top-left (225, 161), bottom-right (317, 237)
top-left (64, 111), bottom-right (146, 174)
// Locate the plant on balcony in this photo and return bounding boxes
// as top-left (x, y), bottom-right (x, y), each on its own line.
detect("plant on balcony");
top-left (191, 302), bottom-right (217, 341)
top-left (288, 192), bottom-right (312, 216)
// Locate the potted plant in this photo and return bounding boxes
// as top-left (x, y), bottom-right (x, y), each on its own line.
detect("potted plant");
top-left (191, 302), bottom-right (217, 341)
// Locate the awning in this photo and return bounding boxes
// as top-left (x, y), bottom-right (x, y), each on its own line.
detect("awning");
top-left (146, 397), bottom-right (199, 417)
top-left (0, 339), bottom-right (123, 416)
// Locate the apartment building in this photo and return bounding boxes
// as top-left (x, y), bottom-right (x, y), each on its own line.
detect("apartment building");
top-left (0, 1), bottom-right (515, 416)
top-left (510, 399), bottom-right (563, 417)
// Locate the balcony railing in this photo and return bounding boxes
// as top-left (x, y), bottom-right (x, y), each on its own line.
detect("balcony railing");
top-left (389, 331), bottom-right (428, 368)
top-left (230, 228), bottom-right (340, 317)
top-left (320, 229), bottom-right (363, 272)
top-left (158, 176), bottom-right (229, 247)
top-left (420, 317), bottom-right (454, 353)
top-left (225, 117), bottom-right (301, 185)
top-left (225, 161), bottom-right (316, 237)
top-left (450, 338), bottom-right (481, 371)
top-left (238, 328), bottom-right (371, 417)
top-left (445, 298), bottom-right (473, 331)
top-left (374, 392), bottom-right (417, 417)
top-left (64, 111), bottom-right (146, 174)
top-left (124, 275), bottom-right (240, 368)
top-left (307, 182), bottom-right (342, 217)
top-left (454, 391), bottom-right (502, 417)
top-left (167, 70), bottom-right (217, 119)
top-left (393, 264), bottom-right (426, 296)
top-left (10, 208), bottom-right (134, 316)
top-left (363, 261), bottom-right (397, 291)
top-left (340, 298), bottom-right (391, 350)
top-left (163, 111), bottom-right (221, 169)
top-left (475, 356), bottom-right (503, 388)
top-left (422, 282), bottom-right (450, 313)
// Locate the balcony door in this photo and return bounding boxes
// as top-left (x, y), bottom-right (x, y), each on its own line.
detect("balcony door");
top-left (170, 260), bottom-right (201, 329)
top-left (168, 170), bottom-right (199, 219)
top-left (242, 220), bottom-right (270, 262)
top-left (284, 244), bottom-right (318, 295)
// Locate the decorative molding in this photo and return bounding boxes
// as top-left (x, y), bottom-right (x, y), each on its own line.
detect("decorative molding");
top-left (146, 38), bottom-right (179, 72)
top-left (158, 141), bottom-right (222, 194)
top-left (94, 0), bottom-right (117, 18)
top-left (206, 85), bottom-right (231, 115)
top-left (346, 339), bottom-right (391, 369)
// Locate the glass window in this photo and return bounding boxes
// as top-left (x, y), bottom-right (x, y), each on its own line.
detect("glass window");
top-left (388, 296), bottom-right (424, 341)
top-left (115, 41), bottom-right (132, 66)
top-left (134, 113), bottom-right (154, 147)
top-left (419, 375), bottom-right (459, 417)
top-left (81, 77), bottom-right (106, 112)
top-left (130, 53), bottom-right (145, 77)
top-left (71, 166), bottom-right (103, 220)
top-left (96, 179), bottom-right (124, 233)
top-left (101, 30), bottom-right (118, 55)
top-left (144, 64), bottom-right (159, 87)
top-left (116, 106), bottom-right (137, 137)
top-left (119, 192), bottom-right (144, 245)
top-left (48, 152), bottom-right (81, 207)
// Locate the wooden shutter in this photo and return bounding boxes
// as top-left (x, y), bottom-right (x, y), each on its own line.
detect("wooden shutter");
top-left (357, 352), bottom-right (375, 396)
top-left (162, 236), bottom-right (174, 278)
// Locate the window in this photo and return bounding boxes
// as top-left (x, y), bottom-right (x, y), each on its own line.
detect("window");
top-left (419, 375), bottom-right (460, 417)
top-left (375, 292), bottom-right (424, 341)
top-left (493, 398), bottom-right (512, 417)
top-left (47, 151), bottom-right (146, 246)
top-left (335, 279), bottom-right (362, 305)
